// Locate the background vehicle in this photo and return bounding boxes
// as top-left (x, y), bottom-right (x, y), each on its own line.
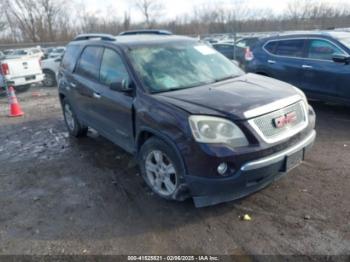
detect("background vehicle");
top-left (58, 33), bottom-right (316, 207)
top-left (0, 55), bottom-right (44, 96)
top-left (10, 47), bottom-right (44, 59)
top-left (48, 47), bottom-right (66, 59)
top-left (41, 56), bottom-right (62, 87)
top-left (213, 37), bottom-right (261, 66)
top-left (245, 31), bottom-right (350, 105)
top-left (42, 47), bottom-right (55, 59)
top-left (2, 49), bottom-right (14, 56)
top-left (212, 43), bottom-right (235, 60)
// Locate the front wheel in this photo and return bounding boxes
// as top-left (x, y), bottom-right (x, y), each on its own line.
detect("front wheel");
top-left (139, 137), bottom-right (189, 201)
top-left (62, 98), bottom-right (88, 137)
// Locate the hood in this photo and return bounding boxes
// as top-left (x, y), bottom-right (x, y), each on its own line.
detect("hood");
top-left (155, 73), bottom-right (301, 120)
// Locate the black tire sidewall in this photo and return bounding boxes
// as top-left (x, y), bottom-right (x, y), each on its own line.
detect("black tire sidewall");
top-left (139, 137), bottom-right (187, 201)
top-left (15, 85), bottom-right (31, 93)
top-left (43, 70), bottom-right (57, 87)
top-left (62, 98), bottom-right (87, 137)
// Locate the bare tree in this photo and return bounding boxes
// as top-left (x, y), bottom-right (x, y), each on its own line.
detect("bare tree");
top-left (1, 0), bottom-right (350, 43)
top-left (133, 0), bottom-right (164, 28)
top-left (40, 0), bottom-right (67, 41)
top-left (0, 7), bottom-right (8, 33)
top-left (123, 12), bottom-right (131, 31)
top-left (2, 0), bottom-right (70, 42)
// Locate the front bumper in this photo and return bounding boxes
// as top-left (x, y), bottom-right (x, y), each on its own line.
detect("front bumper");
top-left (186, 130), bottom-right (316, 207)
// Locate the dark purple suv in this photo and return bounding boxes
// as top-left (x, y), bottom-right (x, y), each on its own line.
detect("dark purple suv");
top-left (58, 33), bottom-right (316, 207)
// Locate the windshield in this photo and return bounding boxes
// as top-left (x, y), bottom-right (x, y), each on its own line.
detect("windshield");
top-left (129, 43), bottom-right (243, 93)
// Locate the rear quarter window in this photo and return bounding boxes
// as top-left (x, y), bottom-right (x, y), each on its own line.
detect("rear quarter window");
top-left (61, 45), bottom-right (82, 72)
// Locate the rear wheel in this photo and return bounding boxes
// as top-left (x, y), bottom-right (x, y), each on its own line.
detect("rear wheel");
top-left (43, 70), bottom-right (57, 87)
top-left (62, 98), bottom-right (88, 137)
top-left (15, 85), bottom-right (31, 93)
top-left (139, 137), bottom-right (189, 201)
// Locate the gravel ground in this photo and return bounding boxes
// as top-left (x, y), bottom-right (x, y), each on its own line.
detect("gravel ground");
top-left (0, 86), bottom-right (349, 256)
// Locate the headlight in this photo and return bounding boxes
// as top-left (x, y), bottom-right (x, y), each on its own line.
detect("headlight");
top-left (189, 115), bottom-right (249, 148)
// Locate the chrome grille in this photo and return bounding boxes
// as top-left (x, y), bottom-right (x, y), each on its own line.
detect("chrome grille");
top-left (249, 101), bottom-right (308, 143)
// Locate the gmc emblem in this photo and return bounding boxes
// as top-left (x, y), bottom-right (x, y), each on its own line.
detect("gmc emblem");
top-left (273, 111), bottom-right (297, 128)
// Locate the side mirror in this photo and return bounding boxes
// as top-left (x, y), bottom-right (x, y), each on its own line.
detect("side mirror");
top-left (332, 54), bottom-right (350, 64)
top-left (110, 80), bottom-right (132, 92)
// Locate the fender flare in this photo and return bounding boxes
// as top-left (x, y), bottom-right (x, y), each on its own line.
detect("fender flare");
top-left (136, 127), bottom-right (188, 176)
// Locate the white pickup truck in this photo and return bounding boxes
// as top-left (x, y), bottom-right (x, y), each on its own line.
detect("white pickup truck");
top-left (0, 55), bottom-right (44, 96)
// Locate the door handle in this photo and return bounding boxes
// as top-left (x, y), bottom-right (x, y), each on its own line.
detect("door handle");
top-left (93, 92), bottom-right (101, 99)
top-left (267, 60), bottom-right (276, 64)
top-left (302, 65), bottom-right (313, 69)
top-left (69, 82), bottom-right (76, 88)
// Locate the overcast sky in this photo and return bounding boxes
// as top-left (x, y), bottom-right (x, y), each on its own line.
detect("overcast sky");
top-left (73, 0), bottom-right (350, 22)
top-left (79, 0), bottom-right (288, 20)
top-left (78, 0), bottom-right (348, 21)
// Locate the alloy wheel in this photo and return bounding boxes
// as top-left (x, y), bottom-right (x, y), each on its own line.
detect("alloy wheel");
top-left (145, 150), bottom-right (178, 196)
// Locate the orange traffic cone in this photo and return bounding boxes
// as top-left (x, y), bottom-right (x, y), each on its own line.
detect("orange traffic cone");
top-left (7, 86), bottom-right (24, 117)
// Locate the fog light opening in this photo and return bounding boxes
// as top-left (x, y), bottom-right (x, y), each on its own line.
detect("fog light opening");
top-left (217, 162), bottom-right (228, 176)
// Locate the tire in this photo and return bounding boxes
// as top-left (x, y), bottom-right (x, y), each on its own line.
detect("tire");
top-left (62, 98), bottom-right (88, 137)
top-left (43, 70), bottom-right (57, 87)
top-left (139, 137), bottom-right (190, 201)
top-left (15, 85), bottom-right (31, 93)
top-left (0, 86), bottom-right (6, 97)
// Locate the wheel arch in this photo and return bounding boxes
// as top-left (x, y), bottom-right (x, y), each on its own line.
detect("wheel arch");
top-left (136, 127), bottom-right (188, 175)
top-left (255, 71), bottom-right (269, 77)
top-left (42, 68), bottom-right (55, 74)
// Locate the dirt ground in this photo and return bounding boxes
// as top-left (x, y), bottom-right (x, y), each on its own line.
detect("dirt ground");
top-left (0, 86), bottom-right (349, 256)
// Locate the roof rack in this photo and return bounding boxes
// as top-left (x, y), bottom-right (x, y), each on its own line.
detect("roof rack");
top-left (73, 33), bottom-right (116, 41)
top-left (119, 29), bottom-right (172, 36)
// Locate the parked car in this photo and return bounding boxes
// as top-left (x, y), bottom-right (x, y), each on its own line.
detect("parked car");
top-left (245, 31), bottom-right (350, 105)
top-left (41, 56), bottom-right (62, 87)
top-left (3, 49), bottom-right (14, 56)
top-left (11, 47), bottom-right (44, 59)
top-left (235, 37), bottom-right (262, 68)
top-left (212, 43), bottom-right (235, 60)
top-left (48, 47), bottom-right (66, 59)
top-left (58, 33), bottom-right (316, 207)
top-left (0, 55), bottom-right (44, 96)
top-left (42, 47), bottom-right (55, 59)
top-left (213, 37), bottom-right (261, 66)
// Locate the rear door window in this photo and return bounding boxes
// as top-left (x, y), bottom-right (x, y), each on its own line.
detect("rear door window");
top-left (75, 46), bottom-right (103, 80)
top-left (99, 48), bottom-right (130, 86)
top-left (274, 39), bottom-right (305, 57)
top-left (307, 39), bottom-right (344, 61)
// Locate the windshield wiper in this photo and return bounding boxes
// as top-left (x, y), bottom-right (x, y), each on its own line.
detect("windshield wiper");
top-left (214, 75), bottom-right (238, 83)
top-left (152, 80), bottom-right (215, 94)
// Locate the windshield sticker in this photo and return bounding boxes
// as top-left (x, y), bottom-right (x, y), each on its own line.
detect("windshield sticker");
top-left (194, 45), bottom-right (216, 55)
